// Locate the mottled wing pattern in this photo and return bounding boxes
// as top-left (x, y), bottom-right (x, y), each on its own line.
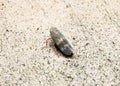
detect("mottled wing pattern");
top-left (50, 27), bottom-right (73, 56)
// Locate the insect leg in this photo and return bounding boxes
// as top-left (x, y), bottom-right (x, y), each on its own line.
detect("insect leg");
top-left (41, 37), bottom-right (52, 50)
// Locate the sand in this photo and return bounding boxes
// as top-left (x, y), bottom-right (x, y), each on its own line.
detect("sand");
top-left (0, 0), bottom-right (120, 86)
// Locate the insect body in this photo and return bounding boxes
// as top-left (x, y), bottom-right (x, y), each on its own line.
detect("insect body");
top-left (50, 27), bottom-right (73, 56)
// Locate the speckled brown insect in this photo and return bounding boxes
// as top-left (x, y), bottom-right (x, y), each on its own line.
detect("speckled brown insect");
top-left (50, 27), bottom-right (73, 56)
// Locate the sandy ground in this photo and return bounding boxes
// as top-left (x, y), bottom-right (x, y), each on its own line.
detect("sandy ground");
top-left (0, 0), bottom-right (120, 86)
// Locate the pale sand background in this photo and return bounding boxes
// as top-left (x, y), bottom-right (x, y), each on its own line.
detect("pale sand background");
top-left (0, 0), bottom-right (120, 86)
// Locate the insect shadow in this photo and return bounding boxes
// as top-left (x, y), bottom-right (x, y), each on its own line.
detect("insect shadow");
top-left (49, 38), bottom-right (74, 58)
top-left (54, 44), bottom-right (73, 58)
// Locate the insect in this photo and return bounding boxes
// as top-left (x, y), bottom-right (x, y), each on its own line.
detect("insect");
top-left (50, 27), bottom-right (73, 56)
